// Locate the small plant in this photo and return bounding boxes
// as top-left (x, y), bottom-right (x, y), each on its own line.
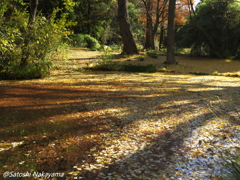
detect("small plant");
top-left (138, 57), bottom-right (144, 61)
top-left (212, 71), bottom-right (219, 75)
top-left (159, 67), bottom-right (167, 72)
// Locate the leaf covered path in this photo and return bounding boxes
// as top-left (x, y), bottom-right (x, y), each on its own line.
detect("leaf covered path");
top-left (0, 72), bottom-right (240, 179)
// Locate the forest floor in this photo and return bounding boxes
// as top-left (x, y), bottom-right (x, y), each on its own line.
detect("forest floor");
top-left (0, 48), bottom-right (240, 179)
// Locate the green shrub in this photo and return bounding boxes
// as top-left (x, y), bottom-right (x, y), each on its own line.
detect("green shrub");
top-left (68, 34), bottom-right (86, 47)
top-left (0, 61), bottom-right (52, 80)
top-left (68, 34), bottom-right (101, 50)
top-left (0, 2), bottom-right (72, 80)
top-left (122, 64), bottom-right (157, 73)
top-left (147, 52), bottom-right (158, 58)
top-left (84, 34), bottom-right (101, 50)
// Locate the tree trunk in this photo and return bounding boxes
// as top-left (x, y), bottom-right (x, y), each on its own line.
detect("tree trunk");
top-left (166, 0), bottom-right (176, 64)
top-left (144, 0), bottom-right (155, 49)
top-left (117, 0), bottom-right (138, 54)
top-left (145, 15), bottom-right (155, 49)
top-left (21, 0), bottom-right (39, 67)
top-left (143, 0), bottom-right (167, 50)
top-left (29, 0), bottom-right (38, 24)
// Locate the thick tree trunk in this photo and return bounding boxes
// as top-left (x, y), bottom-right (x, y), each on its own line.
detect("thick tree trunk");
top-left (144, 0), bottom-right (155, 49)
top-left (166, 0), bottom-right (176, 64)
top-left (21, 0), bottom-right (39, 67)
top-left (145, 15), bottom-right (155, 49)
top-left (143, 0), bottom-right (167, 50)
top-left (118, 0), bottom-right (138, 54)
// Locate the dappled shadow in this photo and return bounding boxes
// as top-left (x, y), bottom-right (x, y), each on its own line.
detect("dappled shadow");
top-left (0, 72), bottom-right (239, 178)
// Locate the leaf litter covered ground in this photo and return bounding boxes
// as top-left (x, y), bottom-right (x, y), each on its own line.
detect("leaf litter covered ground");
top-left (0, 49), bottom-right (240, 180)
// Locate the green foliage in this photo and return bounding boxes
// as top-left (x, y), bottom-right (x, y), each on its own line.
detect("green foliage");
top-left (68, 34), bottom-right (86, 47)
top-left (147, 52), bottom-right (158, 58)
top-left (68, 34), bottom-right (101, 50)
top-left (0, 61), bottom-right (52, 80)
top-left (128, 2), bottom-right (145, 44)
top-left (84, 34), bottom-right (101, 50)
top-left (176, 0), bottom-right (240, 59)
top-left (0, 1), bottom-right (73, 79)
top-left (73, 0), bottom-right (114, 41)
top-left (122, 64), bottom-right (157, 73)
top-left (212, 71), bottom-right (219, 75)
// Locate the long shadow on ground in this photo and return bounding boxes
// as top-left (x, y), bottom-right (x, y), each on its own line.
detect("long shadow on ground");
top-left (0, 73), bottom-right (239, 179)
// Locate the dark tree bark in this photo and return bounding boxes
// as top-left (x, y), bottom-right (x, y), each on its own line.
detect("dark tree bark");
top-left (143, 0), bottom-right (155, 49)
top-left (117, 0), bottom-right (138, 54)
top-left (145, 13), bottom-right (154, 49)
top-left (166, 0), bottom-right (176, 64)
top-left (142, 0), bottom-right (167, 50)
top-left (21, 0), bottom-right (39, 67)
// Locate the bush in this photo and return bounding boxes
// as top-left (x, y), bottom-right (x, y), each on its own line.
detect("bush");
top-left (0, 61), bottom-right (52, 80)
top-left (147, 52), bottom-right (158, 58)
top-left (68, 34), bottom-right (86, 47)
top-left (122, 64), bottom-right (157, 73)
top-left (84, 34), bottom-right (101, 50)
top-left (68, 34), bottom-right (101, 50)
top-left (0, 2), bottom-right (72, 80)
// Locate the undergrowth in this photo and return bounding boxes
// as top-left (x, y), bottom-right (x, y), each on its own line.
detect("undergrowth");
top-left (122, 64), bottom-right (157, 73)
top-left (85, 49), bottom-right (157, 73)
